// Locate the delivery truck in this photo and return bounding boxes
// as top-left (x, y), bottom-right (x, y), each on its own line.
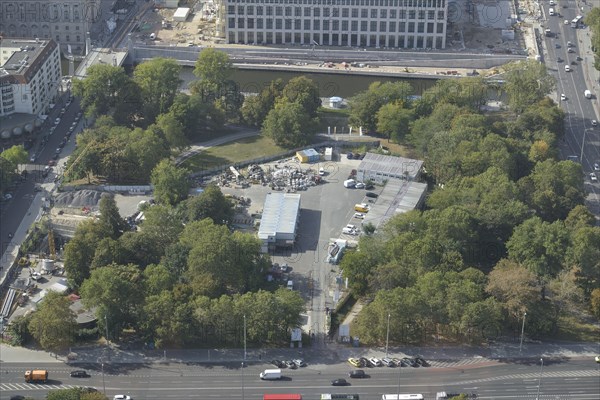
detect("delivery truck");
top-left (584, 90), bottom-right (592, 99)
top-left (260, 369), bottom-right (282, 380)
top-left (25, 369), bottom-right (48, 383)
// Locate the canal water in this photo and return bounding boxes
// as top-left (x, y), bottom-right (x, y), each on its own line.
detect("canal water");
top-left (180, 66), bottom-right (439, 98)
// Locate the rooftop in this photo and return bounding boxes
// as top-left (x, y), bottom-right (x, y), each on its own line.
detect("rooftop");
top-left (74, 48), bottom-right (129, 79)
top-left (358, 152), bottom-right (424, 180)
top-left (258, 193), bottom-right (301, 239)
top-left (0, 38), bottom-right (58, 84)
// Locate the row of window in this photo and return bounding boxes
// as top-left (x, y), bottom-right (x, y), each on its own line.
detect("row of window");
top-left (228, 18), bottom-right (445, 34)
top-left (227, 6), bottom-right (445, 20)
top-left (228, 31), bottom-right (445, 48)
top-left (228, 0), bottom-right (446, 7)
top-left (1, 4), bottom-right (84, 22)
top-left (2, 24), bottom-right (82, 32)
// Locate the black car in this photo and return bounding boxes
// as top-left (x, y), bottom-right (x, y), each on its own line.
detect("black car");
top-left (366, 192), bottom-right (378, 198)
top-left (70, 370), bottom-right (90, 378)
top-left (347, 153), bottom-right (354, 159)
top-left (331, 378), bottom-right (350, 386)
top-left (271, 359), bottom-right (285, 368)
top-left (10, 396), bottom-right (25, 400)
top-left (359, 357), bottom-right (372, 367)
top-left (414, 356), bottom-right (429, 367)
top-left (284, 360), bottom-right (297, 369)
top-left (348, 369), bottom-right (366, 378)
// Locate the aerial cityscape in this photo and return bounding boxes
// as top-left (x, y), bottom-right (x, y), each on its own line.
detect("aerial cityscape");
top-left (0, 0), bottom-right (599, 399)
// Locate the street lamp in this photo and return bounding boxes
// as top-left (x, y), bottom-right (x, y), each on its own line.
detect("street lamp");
top-left (519, 311), bottom-right (527, 353)
top-left (243, 314), bottom-right (247, 361)
top-left (104, 314), bottom-right (109, 345)
top-left (385, 313), bottom-right (391, 358)
top-left (101, 362), bottom-right (106, 395)
top-left (536, 358), bottom-right (544, 399)
top-left (241, 361), bottom-right (245, 400)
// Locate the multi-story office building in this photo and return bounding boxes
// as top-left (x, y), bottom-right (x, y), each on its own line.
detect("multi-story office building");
top-left (217, 0), bottom-right (448, 49)
top-left (0, 38), bottom-right (61, 117)
top-left (0, 0), bottom-right (100, 54)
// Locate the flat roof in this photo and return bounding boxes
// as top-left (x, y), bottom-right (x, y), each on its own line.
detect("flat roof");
top-left (74, 48), bottom-right (129, 79)
top-left (363, 181), bottom-right (427, 229)
top-left (358, 152), bottom-right (423, 180)
top-left (258, 193), bottom-right (301, 239)
top-left (0, 38), bottom-right (58, 84)
top-left (174, 7), bottom-right (191, 17)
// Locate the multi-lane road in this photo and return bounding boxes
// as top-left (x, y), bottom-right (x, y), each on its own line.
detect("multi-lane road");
top-left (542, 4), bottom-right (600, 217)
top-left (0, 359), bottom-right (600, 400)
top-left (1, 359), bottom-right (599, 399)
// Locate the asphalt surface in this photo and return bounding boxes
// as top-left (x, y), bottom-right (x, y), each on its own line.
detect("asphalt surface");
top-left (0, 93), bottom-right (81, 258)
top-left (1, 358), bottom-right (598, 399)
top-left (542, 3), bottom-right (600, 218)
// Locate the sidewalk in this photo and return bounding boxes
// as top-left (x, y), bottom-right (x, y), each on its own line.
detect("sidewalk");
top-left (3, 341), bottom-right (597, 367)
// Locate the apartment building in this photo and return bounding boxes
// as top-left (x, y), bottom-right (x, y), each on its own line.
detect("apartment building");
top-left (0, 0), bottom-right (100, 54)
top-left (217, 0), bottom-right (448, 49)
top-left (0, 38), bottom-right (61, 117)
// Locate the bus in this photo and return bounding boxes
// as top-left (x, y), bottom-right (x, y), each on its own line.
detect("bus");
top-left (571, 15), bottom-right (583, 28)
top-left (263, 395), bottom-right (302, 400)
top-left (381, 395), bottom-right (425, 400)
top-left (321, 395), bottom-right (360, 400)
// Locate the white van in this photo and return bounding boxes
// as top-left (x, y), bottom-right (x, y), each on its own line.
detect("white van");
top-left (149, 33), bottom-right (156, 40)
top-left (259, 369), bottom-right (282, 380)
top-left (565, 65), bottom-right (571, 72)
top-left (549, 8), bottom-right (555, 16)
top-left (287, 280), bottom-right (293, 290)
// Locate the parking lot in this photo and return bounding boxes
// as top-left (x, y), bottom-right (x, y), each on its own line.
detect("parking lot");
top-left (219, 154), bottom-right (383, 337)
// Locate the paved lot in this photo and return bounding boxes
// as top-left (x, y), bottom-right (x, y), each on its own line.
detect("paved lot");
top-left (219, 155), bottom-right (379, 338)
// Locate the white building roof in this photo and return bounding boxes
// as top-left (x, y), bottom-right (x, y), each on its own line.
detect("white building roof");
top-left (174, 7), bottom-right (191, 19)
top-left (258, 193), bottom-right (301, 240)
top-left (358, 152), bottom-right (423, 180)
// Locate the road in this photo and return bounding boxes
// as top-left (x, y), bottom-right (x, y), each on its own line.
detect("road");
top-left (1, 358), bottom-right (598, 399)
top-left (0, 94), bottom-right (82, 259)
top-left (542, 4), bottom-right (600, 218)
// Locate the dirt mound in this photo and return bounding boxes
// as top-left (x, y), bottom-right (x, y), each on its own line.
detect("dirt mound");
top-left (54, 190), bottom-right (106, 208)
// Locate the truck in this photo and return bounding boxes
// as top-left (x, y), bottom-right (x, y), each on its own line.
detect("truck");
top-left (25, 369), bottom-right (48, 383)
top-left (344, 179), bottom-right (356, 188)
top-left (259, 368), bottom-right (282, 380)
top-left (584, 89), bottom-right (592, 99)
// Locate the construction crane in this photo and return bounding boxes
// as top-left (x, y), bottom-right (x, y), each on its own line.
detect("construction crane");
top-left (48, 228), bottom-right (56, 260)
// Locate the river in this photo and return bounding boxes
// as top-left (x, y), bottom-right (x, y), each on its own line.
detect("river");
top-left (179, 66), bottom-right (439, 98)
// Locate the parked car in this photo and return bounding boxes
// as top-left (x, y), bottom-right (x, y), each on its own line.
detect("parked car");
top-left (70, 370), bottom-right (90, 378)
top-left (561, 93), bottom-right (567, 101)
top-left (331, 378), bottom-right (350, 386)
top-left (347, 153), bottom-right (354, 159)
top-left (593, 162), bottom-right (600, 171)
top-left (54, 117), bottom-right (61, 125)
top-left (595, 355), bottom-right (600, 363)
top-left (353, 212), bottom-right (365, 219)
top-left (401, 357), bottom-right (415, 367)
top-left (348, 358), bottom-right (362, 367)
top-left (55, 147), bottom-right (61, 154)
top-left (391, 357), bottom-right (403, 367)
top-left (365, 192), bottom-right (378, 198)
top-left (292, 359), bottom-right (306, 367)
top-left (348, 369), bottom-right (366, 378)
top-left (369, 357), bottom-right (383, 367)
top-left (590, 173), bottom-right (598, 182)
top-left (29, 155), bottom-right (36, 163)
top-left (359, 357), bottom-right (371, 367)
top-left (592, 120), bottom-right (598, 127)
top-left (113, 396), bottom-right (132, 400)
top-left (414, 356), bottom-right (429, 367)
top-left (284, 360), bottom-right (297, 369)
top-left (568, 48), bottom-right (575, 53)
top-left (355, 182), bottom-right (365, 189)
top-left (271, 359), bottom-right (285, 368)
top-left (381, 357), bottom-right (395, 367)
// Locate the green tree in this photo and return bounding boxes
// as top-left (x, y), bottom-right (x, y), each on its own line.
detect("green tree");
top-left (143, 263), bottom-right (175, 296)
top-left (262, 100), bottom-right (317, 147)
top-left (1, 144), bottom-right (29, 167)
top-left (6, 314), bottom-right (33, 346)
top-left (504, 60), bottom-right (556, 113)
top-left (281, 76), bottom-right (321, 117)
top-left (528, 140), bottom-right (554, 163)
top-left (46, 388), bottom-right (81, 400)
top-left (193, 48), bottom-right (234, 92)
top-left (486, 259), bottom-right (541, 319)
top-left (183, 184), bottom-right (234, 224)
top-left (28, 291), bottom-right (77, 351)
top-left (348, 81), bottom-right (413, 132)
top-left (137, 204), bottom-right (184, 256)
top-left (73, 64), bottom-right (139, 118)
top-left (64, 219), bottom-right (110, 288)
top-left (590, 288), bottom-right (600, 319)
top-left (241, 79), bottom-right (285, 127)
top-left (98, 193), bottom-right (126, 238)
top-left (155, 113), bottom-right (188, 150)
top-left (80, 264), bottom-right (144, 338)
top-left (133, 57), bottom-right (182, 122)
top-left (151, 159), bottom-right (190, 206)
top-left (376, 104), bottom-right (413, 142)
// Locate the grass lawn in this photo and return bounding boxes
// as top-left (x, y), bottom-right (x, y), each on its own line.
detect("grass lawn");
top-left (181, 134), bottom-right (289, 171)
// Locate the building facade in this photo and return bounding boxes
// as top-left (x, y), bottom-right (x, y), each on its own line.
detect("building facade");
top-left (0, 38), bottom-right (61, 117)
top-left (0, 0), bottom-right (100, 54)
top-left (217, 0), bottom-right (448, 49)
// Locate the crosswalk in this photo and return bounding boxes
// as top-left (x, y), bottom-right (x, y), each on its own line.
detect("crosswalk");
top-left (1, 383), bottom-right (79, 391)
top-left (458, 369), bottom-right (600, 385)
